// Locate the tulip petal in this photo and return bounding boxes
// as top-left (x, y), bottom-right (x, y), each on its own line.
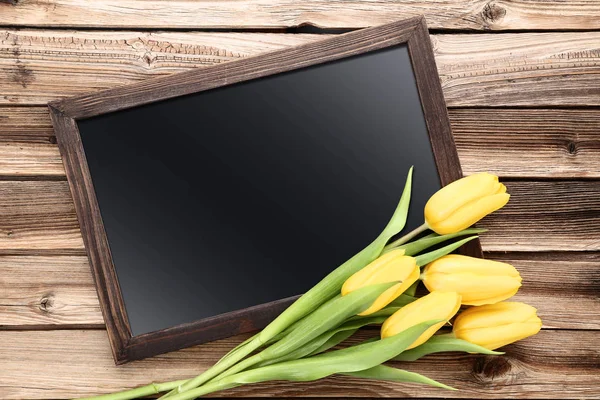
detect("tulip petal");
top-left (381, 292), bottom-right (462, 349)
top-left (341, 249), bottom-right (409, 295)
top-left (429, 193), bottom-right (510, 235)
top-left (424, 255), bottom-right (520, 277)
top-left (454, 302), bottom-right (538, 330)
top-left (452, 302), bottom-right (542, 350)
top-left (422, 266), bottom-right (522, 305)
top-left (424, 173), bottom-right (501, 226)
top-left (359, 266), bottom-right (420, 315)
top-left (455, 318), bottom-right (542, 350)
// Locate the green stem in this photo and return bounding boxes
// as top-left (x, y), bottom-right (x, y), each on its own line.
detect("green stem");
top-left (159, 336), bottom-right (262, 398)
top-left (167, 378), bottom-right (238, 400)
top-left (211, 353), bottom-right (263, 382)
top-left (384, 222), bottom-right (429, 251)
top-left (79, 380), bottom-right (188, 400)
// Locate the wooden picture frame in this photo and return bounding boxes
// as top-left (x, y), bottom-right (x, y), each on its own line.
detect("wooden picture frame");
top-left (49, 16), bottom-right (482, 364)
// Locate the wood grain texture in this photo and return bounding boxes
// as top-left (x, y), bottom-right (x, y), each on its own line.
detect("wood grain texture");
top-left (0, 181), bottom-right (83, 251)
top-left (0, 256), bottom-right (102, 328)
top-left (2, 30), bottom-right (600, 106)
top-left (2, 107), bottom-right (599, 178)
top-left (479, 181), bottom-right (600, 252)
top-left (451, 109), bottom-right (600, 178)
top-left (1, 180), bottom-right (598, 252)
top-left (1, 253), bottom-right (597, 330)
top-left (0, 107), bottom-right (54, 142)
top-left (0, 142), bottom-right (64, 177)
top-left (433, 32), bottom-right (600, 106)
top-left (0, 329), bottom-right (598, 399)
top-left (1, 0), bottom-right (600, 30)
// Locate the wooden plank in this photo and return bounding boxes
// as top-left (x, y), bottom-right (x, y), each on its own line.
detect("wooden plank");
top-left (1, 30), bottom-right (599, 106)
top-left (2, 108), bottom-right (599, 178)
top-left (0, 107), bottom-right (54, 142)
top-left (0, 142), bottom-right (64, 177)
top-left (478, 180), bottom-right (600, 252)
top-left (451, 109), bottom-right (600, 178)
top-left (433, 32), bottom-right (600, 107)
top-left (0, 256), bottom-right (102, 328)
top-left (1, 0), bottom-right (600, 30)
top-left (0, 181), bottom-right (83, 250)
top-left (1, 180), bottom-right (598, 252)
top-left (0, 329), bottom-right (597, 399)
top-left (1, 253), bottom-right (597, 330)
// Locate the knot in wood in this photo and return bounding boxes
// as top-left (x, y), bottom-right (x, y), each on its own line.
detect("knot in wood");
top-left (482, 2), bottom-right (507, 24)
top-left (39, 293), bottom-right (55, 313)
top-left (472, 355), bottom-right (512, 380)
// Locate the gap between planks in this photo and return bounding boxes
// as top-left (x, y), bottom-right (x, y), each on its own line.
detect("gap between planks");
top-left (1, 0), bottom-right (600, 31)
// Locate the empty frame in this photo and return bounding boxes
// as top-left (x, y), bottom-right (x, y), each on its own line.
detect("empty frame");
top-left (49, 17), bottom-right (481, 364)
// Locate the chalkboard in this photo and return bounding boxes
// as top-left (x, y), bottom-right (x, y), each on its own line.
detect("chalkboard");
top-left (50, 17), bottom-right (480, 364)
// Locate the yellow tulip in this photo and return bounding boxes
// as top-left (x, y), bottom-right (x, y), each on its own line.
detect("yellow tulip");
top-left (381, 291), bottom-right (461, 349)
top-left (421, 254), bottom-right (522, 306)
top-left (453, 302), bottom-right (542, 350)
top-left (424, 172), bottom-right (509, 235)
top-left (342, 249), bottom-right (419, 316)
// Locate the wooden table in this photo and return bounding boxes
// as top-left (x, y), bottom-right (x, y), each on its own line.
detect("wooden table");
top-left (1, 1), bottom-right (599, 398)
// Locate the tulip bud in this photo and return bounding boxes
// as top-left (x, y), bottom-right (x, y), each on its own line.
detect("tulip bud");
top-left (424, 173), bottom-right (509, 235)
top-left (453, 302), bottom-right (542, 350)
top-left (381, 291), bottom-right (461, 349)
top-left (342, 249), bottom-right (419, 316)
top-left (421, 255), bottom-right (522, 306)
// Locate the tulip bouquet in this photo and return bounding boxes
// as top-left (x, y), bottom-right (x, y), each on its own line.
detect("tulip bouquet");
top-left (84, 168), bottom-right (542, 400)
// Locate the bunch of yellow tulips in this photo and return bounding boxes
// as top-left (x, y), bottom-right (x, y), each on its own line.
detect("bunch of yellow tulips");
top-left (83, 169), bottom-right (541, 400)
top-left (343, 171), bottom-right (540, 353)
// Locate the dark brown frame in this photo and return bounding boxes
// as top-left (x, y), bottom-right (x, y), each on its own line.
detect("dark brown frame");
top-left (49, 16), bottom-right (482, 365)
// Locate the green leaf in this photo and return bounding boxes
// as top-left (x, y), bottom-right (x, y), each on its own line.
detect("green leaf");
top-left (168, 321), bottom-right (441, 400)
top-left (347, 294), bottom-right (416, 321)
top-left (394, 334), bottom-right (503, 361)
top-left (262, 282), bottom-right (397, 360)
top-left (398, 228), bottom-right (487, 256)
top-left (254, 329), bottom-right (358, 368)
top-left (241, 321), bottom-right (438, 382)
top-left (258, 167), bottom-right (414, 342)
top-left (214, 333), bottom-right (259, 366)
top-left (403, 280), bottom-right (420, 297)
top-left (343, 365), bottom-right (455, 390)
top-left (255, 314), bottom-right (389, 367)
top-left (388, 293), bottom-right (417, 307)
top-left (415, 236), bottom-right (478, 267)
top-left (307, 329), bottom-right (357, 357)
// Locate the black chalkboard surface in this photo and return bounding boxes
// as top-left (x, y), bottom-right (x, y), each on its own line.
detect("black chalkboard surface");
top-left (50, 18), bottom-right (479, 363)
top-left (78, 43), bottom-right (438, 337)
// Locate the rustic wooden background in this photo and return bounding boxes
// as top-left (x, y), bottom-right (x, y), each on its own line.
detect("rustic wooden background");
top-left (1, 1), bottom-right (599, 398)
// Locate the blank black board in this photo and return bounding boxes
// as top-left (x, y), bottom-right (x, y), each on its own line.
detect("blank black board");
top-left (51, 18), bottom-right (480, 363)
top-left (77, 45), bottom-right (439, 337)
